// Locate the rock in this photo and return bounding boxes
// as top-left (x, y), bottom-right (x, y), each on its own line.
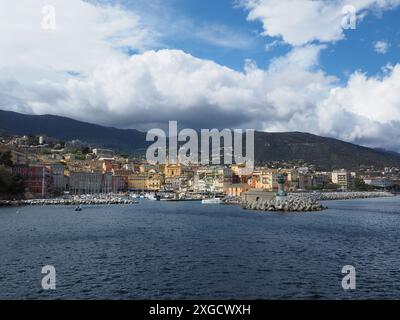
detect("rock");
top-left (243, 195), bottom-right (326, 213)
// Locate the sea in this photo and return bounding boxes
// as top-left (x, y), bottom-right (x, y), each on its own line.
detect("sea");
top-left (1, 197), bottom-right (400, 300)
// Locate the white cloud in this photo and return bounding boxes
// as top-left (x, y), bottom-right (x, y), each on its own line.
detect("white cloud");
top-left (2, 0), bottom-right (400, 152)
top-left (0, 0), bottom-right (156, 75)
top-left (195, 23), bottom-right (254, 49)
top-left (317, 65), bottom-right (400, 146)
top-left (374, 40), bottom-right (390, 54)
top-left (268, 44), bottom-right (326, 71)
top-left (0, 48), bottom-right (334, 130)
top-left (239, 0), bottom-right (400, 46)
top-left (3, 42), bottom-right (400, 149)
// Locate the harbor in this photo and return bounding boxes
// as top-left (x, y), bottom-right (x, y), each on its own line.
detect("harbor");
top-left (2, 196), bottom-right (400, 299)
top-left (0, 190), bottom-right (394, 209)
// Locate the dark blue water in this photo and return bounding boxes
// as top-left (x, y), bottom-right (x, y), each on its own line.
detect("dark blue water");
top-left (1, 197), bottom-right (400, 300)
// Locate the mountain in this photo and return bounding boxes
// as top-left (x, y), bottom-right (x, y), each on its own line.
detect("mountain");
top-left (1, 109), bottom-right (400, 170)
top-left (254, 132), bottom-right (400, 170)
top-left (0, 110), bottom-right (147, 153)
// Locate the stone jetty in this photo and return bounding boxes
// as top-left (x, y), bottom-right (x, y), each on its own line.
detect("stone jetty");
top-left (243, 191), bottom-right (394, 213)
top-left (0, 197), bottom-right (138, 207)
top-left (243, 195), bottom-right (326, 212)
top-left (292, 191), bottom-right (393, 201)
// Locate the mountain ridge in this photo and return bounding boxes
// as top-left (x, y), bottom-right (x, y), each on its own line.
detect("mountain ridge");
top-left (0, 109), bottom-right (147, 153)
top-left (1, 109), bottom-right (400, 170)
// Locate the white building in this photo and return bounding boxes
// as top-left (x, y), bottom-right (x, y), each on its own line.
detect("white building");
top-left (364, 178), bottom-right (394, 189)
top-left (332, 169), bottom-right (353, 190)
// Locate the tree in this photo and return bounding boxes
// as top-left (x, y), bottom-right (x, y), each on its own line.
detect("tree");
top-left (0, 151), bottom-right (13, 167)
top-left (81, 146), bottom-right (91, 155)
top-left (353, 176), bottom-right (375, 191)
top-left (9, 173), bottom-right (25, 195)
top-left (0, 166), bottom-right (25, 199)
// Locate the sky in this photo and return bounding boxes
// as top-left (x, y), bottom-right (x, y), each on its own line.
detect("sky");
top-left (1, 0), bottom-right (400, 151)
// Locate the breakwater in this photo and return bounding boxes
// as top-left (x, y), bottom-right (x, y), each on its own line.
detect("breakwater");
top-left (0, 198), bottom-right (138, 207)
top-left (243, 191), bottom-right (394, 213)
top-left (243, 195), bottom-right (326, 212)
top-left (291, 191), bottom-right (393, 201)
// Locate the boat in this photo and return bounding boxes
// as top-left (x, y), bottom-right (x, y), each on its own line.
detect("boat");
top-left (75, 205), bottom-right (82, 212)
top-left (202, 198), bottom-right (222, 205)
top-left (147, 194), bottom-right (161, 201)
top-left (161, 198), bottom-right (202, 202)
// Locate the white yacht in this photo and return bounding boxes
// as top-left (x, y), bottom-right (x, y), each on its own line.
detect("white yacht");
top-left (202, 198), bottom-right (222, 205)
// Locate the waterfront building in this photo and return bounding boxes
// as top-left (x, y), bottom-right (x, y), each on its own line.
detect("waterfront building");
top-left (112, 175), bottom-right (127, 193)
top-left (113, 169), bottom-right (132, 190)
top-left (332, 169), bottom-right (353, 190)
top-left (164, 176), bottom-right (191, 193)
top-left (12, 165), bottom-right (52, 197)
top-left (194, 166), bottom-right (232, 194)
top-left (249, 170), bottom-right (279, 192)
top-left (69, 171), bottom-right (103, 194)
top-left (50, 163), bottom-right (67, 193)
top-left (312, 173), bottom-right (329, 189)
top-left (128, 173), bottom-right (163, 191)
top-left (298, 174), bottom-right (313, 190)
top-left (224, 183), bottom-right (250, 197)
top-left (241, 189), bottom-right (275, 203)
top-left (102, 172), bottom-right (113, 194)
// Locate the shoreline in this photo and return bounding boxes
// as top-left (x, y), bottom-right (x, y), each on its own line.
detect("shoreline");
top-left (0, 191), bottom-right (395, 208)
top-left (0, 198), bottom-right (139, 207)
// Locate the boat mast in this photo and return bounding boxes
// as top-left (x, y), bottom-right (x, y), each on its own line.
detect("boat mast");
top-left (42, 166), bottom-right (45, 198)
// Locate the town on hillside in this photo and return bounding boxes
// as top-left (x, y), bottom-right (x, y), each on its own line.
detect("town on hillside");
top-left (1, 133), bottom-right (400, 201)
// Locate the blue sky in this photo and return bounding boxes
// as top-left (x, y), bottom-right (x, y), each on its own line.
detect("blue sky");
top-left (1, 0), bottom-right (400, 150)
top-left (321, 7), bottom-right (400, 81)
top-left (119, 0), bottom-right (400, 80)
